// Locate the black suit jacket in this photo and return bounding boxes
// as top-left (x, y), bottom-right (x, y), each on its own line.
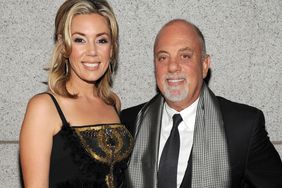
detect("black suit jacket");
top-left (121, 96), bottom-right (282, 188)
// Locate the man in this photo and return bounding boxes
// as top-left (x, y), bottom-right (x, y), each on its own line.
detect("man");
top-left (121, 19), bottom-right (282, 188)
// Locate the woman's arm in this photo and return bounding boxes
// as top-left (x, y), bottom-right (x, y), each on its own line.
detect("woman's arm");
top-left (19, 94), bottom-right (58, 188)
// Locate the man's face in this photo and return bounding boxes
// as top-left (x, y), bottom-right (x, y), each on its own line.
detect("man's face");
top-left (154, 21), bottom-right (210, 111)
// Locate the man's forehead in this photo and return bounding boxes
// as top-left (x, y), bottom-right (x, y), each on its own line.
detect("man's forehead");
top-left (155, 33), bottom-right (197, 51)
top-left (155, 46), bottom-right (193, 55)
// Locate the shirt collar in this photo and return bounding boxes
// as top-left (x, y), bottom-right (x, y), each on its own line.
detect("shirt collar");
top-left (164, 98), bottom-right (199, 130)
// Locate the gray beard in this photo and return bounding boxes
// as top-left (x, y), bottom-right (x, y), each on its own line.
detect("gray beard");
top-left (163, 86), bottom-right (189, 102)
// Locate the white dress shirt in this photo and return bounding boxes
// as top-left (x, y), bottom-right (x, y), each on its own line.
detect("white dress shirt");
top-left (158, 98), bottom-right (199, 187)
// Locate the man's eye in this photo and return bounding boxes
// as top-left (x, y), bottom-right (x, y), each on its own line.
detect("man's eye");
top-left (182, 54), bottom-right (191, 59)
top-left (73, 38), bottom-right (85, 43)
top-left (158, 56), bottom-right (166, 61)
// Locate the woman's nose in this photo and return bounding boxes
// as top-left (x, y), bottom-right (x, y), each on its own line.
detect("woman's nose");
top-left (87, 43), bottom-right (97, 56)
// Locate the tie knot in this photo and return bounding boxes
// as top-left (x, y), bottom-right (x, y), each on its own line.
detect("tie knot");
top-left (172, 114), bottom-right (182, 129)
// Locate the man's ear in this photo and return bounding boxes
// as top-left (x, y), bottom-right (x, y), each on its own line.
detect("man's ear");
top-left (202, 54), bottom-right (211, 79)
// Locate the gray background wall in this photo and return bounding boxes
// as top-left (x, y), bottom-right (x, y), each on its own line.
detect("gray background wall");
top-left (0, 0), bottom-right (281, 187)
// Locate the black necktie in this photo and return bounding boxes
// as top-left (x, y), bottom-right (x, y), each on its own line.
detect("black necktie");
top-left (158, 114), bottom-right (183, 188)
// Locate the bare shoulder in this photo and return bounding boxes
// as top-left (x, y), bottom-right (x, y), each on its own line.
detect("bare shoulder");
top-left (25, 93), bottom-right (55, 122)
top-left (27, 93), bottom-right (53, 111)
top-left (21, 93), bottom-right (60, 135)
top-left (112, 92), bottom-right (121, 112)
top-left (20, 93), bottom-right (59, 187)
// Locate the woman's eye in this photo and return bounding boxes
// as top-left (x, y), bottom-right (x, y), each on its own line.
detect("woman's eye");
top-left (73, 38), bottom-right (85, 43)
top-left (97, 38), bottom-right (109, 44)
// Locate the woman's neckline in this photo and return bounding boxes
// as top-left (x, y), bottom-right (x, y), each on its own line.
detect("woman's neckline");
top-left (70, 122), bottom-right (123, 128)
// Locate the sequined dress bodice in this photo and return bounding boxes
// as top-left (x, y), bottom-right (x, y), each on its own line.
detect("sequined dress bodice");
top-left (46, 93), bottom-right (133, 188)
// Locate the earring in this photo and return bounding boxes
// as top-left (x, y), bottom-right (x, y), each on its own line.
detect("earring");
top-left (65, 60), bottom-right (69, 76)
top-left (109, 62), bottom-right (113, 74)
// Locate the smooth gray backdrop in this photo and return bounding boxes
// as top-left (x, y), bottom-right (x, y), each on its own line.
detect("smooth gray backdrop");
top-left (0, 0), bottom-right (281, 187)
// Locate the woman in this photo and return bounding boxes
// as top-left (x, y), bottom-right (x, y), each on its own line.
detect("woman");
top-left (20, 0), bottom-right (133, 187)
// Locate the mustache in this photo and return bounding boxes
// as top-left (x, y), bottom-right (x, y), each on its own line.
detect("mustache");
top-left (164, 73), bottom-right (187, 80)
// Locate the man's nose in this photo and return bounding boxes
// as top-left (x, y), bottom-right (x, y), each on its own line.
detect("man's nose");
top-left (168, 58), bottom-right (181, 72)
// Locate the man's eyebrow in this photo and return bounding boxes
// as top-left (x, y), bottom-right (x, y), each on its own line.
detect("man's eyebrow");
top-left (155, 47), bottom-right (193, 56)
top-left (179, 47), bottom-right (193, 52)
top-left (155, 50), bottom-right (168, 55)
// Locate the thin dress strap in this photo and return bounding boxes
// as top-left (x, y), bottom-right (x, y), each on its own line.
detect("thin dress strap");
top-left (45, 93), bottom-right (68, 125)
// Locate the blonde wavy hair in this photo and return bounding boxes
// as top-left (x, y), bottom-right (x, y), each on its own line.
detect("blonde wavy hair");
top-left (48, 0), bottom-right (119, 106)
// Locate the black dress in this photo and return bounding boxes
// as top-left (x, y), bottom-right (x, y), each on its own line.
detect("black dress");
top-left (45, 93), bottom-right (133, 188)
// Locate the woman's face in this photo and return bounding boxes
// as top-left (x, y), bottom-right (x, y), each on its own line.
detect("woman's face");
top-left (68, 13), bottom-right (112, 84)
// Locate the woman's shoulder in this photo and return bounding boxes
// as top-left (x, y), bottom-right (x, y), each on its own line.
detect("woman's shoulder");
top-left (22, 92), bottom-right (61, 134)
top-left (27, 92), bottom-right (62, 115)
top-left (28, 92), bottom-right (54, 107)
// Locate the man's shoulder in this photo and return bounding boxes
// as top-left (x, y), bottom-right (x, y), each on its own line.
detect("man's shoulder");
top-left (217, 96), bottom-right (262, 115)
top-left (120, 95), bottom-right (162, 134)
top-left (120, 102), bottom-right (147, 135)
top-left (121, 94), bottom-right (162, 118)
top-left (121, 102), bottom-right (146, 118)
top-left (216, 96), bottom-right (264, 126)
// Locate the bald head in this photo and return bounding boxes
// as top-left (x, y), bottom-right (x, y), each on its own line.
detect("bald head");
top-left (154, 19), bottom-right (206, 59)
